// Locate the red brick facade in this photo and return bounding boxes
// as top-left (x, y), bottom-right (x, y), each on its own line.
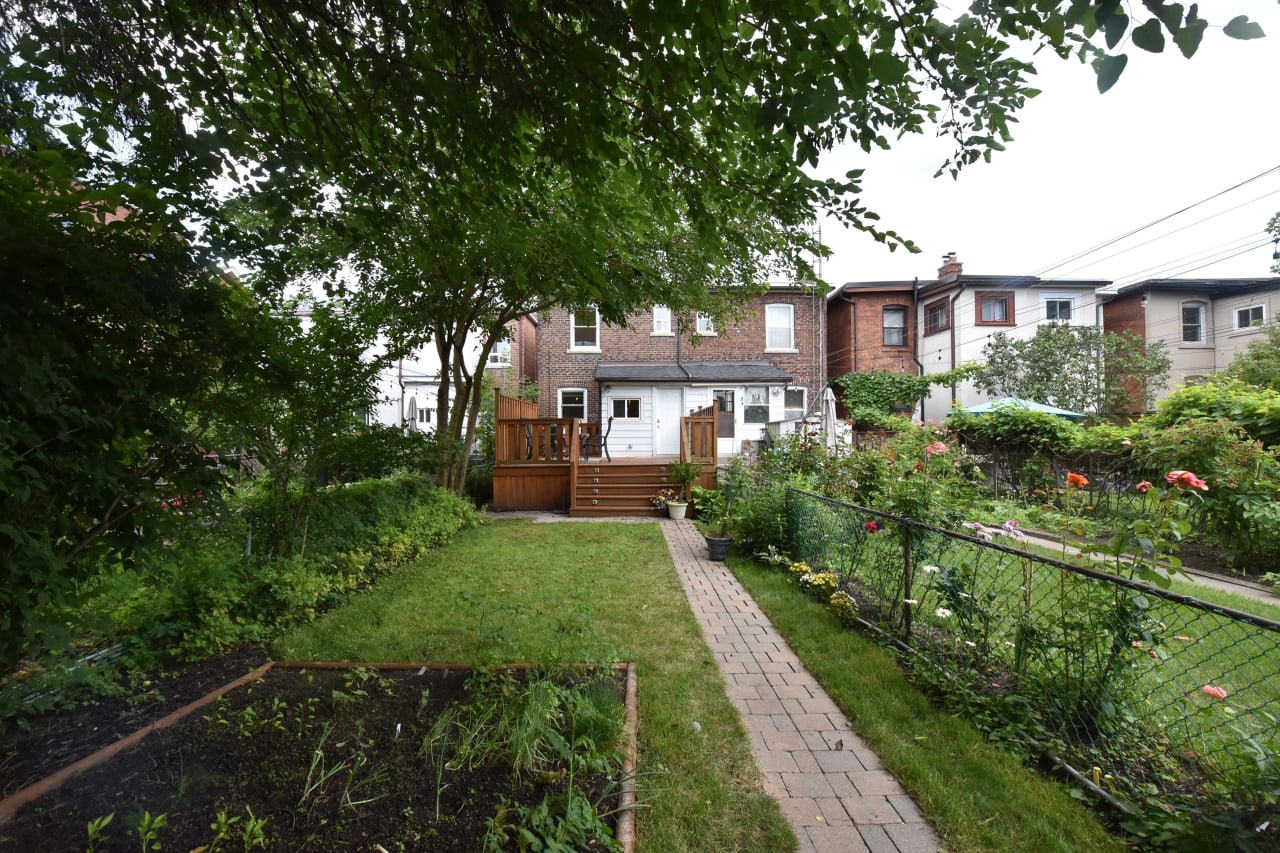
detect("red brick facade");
top-left (537, 288), bottom-right (825, 424)
top-left (826, 284), bottom-right (919, 380)
top-left (1101, 291), bottom-right (1145, 340)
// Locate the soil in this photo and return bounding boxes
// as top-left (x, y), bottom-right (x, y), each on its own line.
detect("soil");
top-left (0, 662), bottom-right (625, 852)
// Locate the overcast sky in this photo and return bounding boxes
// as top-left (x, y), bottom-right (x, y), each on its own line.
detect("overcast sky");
top-left (815, 1), bottom-right (1280, 289)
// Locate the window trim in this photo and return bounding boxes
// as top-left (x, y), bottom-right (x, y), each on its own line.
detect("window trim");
top-left (569, 307), bottom-right (600, 351)
top-left (742, 385), bottom-right (770, 424)
top-left (1040, 292), bottom-right (1078, 324)
top-left (695, 313), bottom-right (717, 336)
top-left (975, 291), bottom-right (1015, 327)
top-left (558, 387), bottom-right (588, 419)
top-left (882, 305), bottom-right (908, 347)
top-left (924, 298), bottom-right (950, 336)
top-left (1181, 300), bottom-right (1207, 345)
top-left (610, 398), bottom-right (642, 420)
top-left (783, 387), bottom-right (806, 420)
top-left (487, 339), bottom-right (512, 367)
top-left (765, 303), bottom-right (795, 351)
top-left (1235, 304), bottom-right (1266, 330)
top-left (652, 305), bottom-right (673, 336)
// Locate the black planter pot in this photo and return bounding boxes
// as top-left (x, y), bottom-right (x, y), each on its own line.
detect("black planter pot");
top-left (705, 535), bottom-right (733, 561)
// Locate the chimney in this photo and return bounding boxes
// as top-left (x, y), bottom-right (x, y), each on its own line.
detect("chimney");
top-left (938, 252), bottom-right (962, 281)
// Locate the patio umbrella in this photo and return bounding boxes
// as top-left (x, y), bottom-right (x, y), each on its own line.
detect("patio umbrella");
top-left (957, 396), bottom-right (1086, 421)
top-left (820, 385), bottom-right (841, 448)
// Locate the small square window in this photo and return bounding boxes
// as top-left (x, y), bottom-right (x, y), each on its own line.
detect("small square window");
top-left (976, 292), bottom-right (1013, 325)
top-left (1045, 299), bottom-right (1072, 322)
top-left (611, 398), bottom-right (641, 419)
top-left (559, 388), bottom-right (587, 419)
top-left (743, 386), bottom-right (769, 424)
top-left (784, 388), bottom-right (805, 420)
top-left (570, 308), bottom-right (599, 349)
top-left (1236, 305), bottom-right (1265, 329)
top-left (696, 313), bottom-right (716, 335)
top-left (488, 340), bottom-right (512, 366)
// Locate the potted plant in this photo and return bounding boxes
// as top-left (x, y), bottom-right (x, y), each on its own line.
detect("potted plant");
top-left (691, 485), bottom-right (736, 561)
top-left (667, 460), bottom-right (703, 502)
top-left (652, 487), bottom-right (686, 519)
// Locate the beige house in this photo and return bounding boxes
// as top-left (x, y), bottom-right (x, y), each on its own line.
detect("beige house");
top-left (1101, 277), bottom-right (1280, 404)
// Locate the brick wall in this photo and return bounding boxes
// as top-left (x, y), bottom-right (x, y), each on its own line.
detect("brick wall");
top-left (538, 291), bottom-right (824, 421)
top-left (827, 291), bottom-right (917, 378)
top-left (1102, 292), bottom-right (1145, 339)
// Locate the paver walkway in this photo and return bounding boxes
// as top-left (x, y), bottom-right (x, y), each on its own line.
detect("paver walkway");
top-left (659, 517), bottom-right (943, 853)
top-left (506, 511), bottom-right (943, 853)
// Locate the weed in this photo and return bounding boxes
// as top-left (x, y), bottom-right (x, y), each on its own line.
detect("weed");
top-left (85, 811), bottom-right (114, 852)
top-left (135, 810), bottom-right (168, 851)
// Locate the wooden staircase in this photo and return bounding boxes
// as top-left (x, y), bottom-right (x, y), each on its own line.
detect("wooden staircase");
top-left (570, 461), bottom-right (676, 517)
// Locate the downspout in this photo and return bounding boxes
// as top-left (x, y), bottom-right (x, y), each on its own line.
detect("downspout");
top-left (398, 357), bottom-right (405, 428)
top-left (949, 283), bottom-right (967, 408)
top-left (911, 278), bottom-right (926, 421)
top-left (839, 292), bottom-right (859, 374)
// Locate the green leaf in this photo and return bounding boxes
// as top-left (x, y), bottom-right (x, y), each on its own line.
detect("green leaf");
top-left (1130, 19), bottom-right (1166, 52)
top-left (1223, 15), bottom-right (1265, 41)
top-left (1102, 10), bottom-right (1130, 48)
top-left (1092, 53), bottom-right (1129, 93)
top-left (1172, 10), bottom-right (1208, 58)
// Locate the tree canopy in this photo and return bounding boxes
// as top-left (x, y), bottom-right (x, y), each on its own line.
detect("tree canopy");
top-left (971, 324), bottom-right (1170, 417)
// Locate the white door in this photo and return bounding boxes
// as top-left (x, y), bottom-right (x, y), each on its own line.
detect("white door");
top-left (654, 387), bottom-right (683, 456)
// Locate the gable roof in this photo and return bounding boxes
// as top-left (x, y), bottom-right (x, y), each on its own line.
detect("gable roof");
top-left (595, 360), bottom-right (793, 383)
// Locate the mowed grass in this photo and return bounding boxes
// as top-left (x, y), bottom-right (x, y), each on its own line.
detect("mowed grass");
top-left (729, 554), bottom-right (1126, 853)
top-left (275, 518), bottom-right (794, 852)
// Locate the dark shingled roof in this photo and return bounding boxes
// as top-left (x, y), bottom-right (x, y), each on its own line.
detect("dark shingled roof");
top-left (595, 360), bottom-right (793, 383)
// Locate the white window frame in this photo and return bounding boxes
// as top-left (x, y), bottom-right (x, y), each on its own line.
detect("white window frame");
top-left (1236, 305), bottom-right (1266, 330)
top-left (883, 306), bottom-right (907, 347)
top-left (558, 388), bottom-right (588, 419)
top-left (695, 313), bottom-right (716, 336)
top-left (765, 303), bottom-right (795, 350)
top-left (487, 340), bottom-right (512, 366)
top-left (652, 305), bottom-right (673, 335)
top-left (1041, 292), bottom-right (1079, 324)
top-left (1181, 301), bottom-right (1207, 344)
top-left (610, 398), bottom-right (642, 419)
top-left (569, 308), bottom-right (600, 351)
top-left (783, 387), bottom-right (805, 420)
top-left (743, 386), bottom-right (769, 424)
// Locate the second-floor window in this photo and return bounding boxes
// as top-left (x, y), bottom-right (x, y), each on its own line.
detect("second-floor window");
top-left (1182, 301), bottom-right (1206, 343)
top-left (570, 308), bottom-right (599, 350)
top-left (652, 305), bottom-right (672, 335)
top-left (766, 304), bottom-right (794, 349)
top-left (696, 313), bottom-right (716, 335)
top-left (1042, 295), bottom-right (1075, 322)
top-left (487, 340), bottom-right (512, 366)
top-left (924, 299), bottom-right (949, 335)
top-left (1236, 305), bottom-right (1265, 329)
top-left (976, 292), bottom-right (1014, 325)
top-left (883, 307), bottom-right (906, 346)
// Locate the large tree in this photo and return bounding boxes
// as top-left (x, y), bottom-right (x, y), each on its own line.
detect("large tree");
top-left (972, 325), bottom-right (1170, 417)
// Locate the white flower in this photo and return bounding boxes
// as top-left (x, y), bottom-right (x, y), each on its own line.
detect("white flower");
top-left (904, 599), bottom-right (919, 605)
top-left (935, 607), bottom-right (953, 618)
top-left (922, 565), bottom-right (941, 574)
top-left (964, 640), bottom-right (976, 647)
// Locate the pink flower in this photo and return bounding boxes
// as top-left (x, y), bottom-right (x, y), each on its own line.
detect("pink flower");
top-left (1202, 685), bottom-right (1228, 700)
top-left (1135, 481), bottom-right (1153, 494)
top-left (925, 441), bottom-right (948, 455)
top-left (1166, 470), bottom-right (1209, 491)
top-left (1173, 636), bottom-right (1193, 642)
top-left (864, 521), bottom-right (879, 533)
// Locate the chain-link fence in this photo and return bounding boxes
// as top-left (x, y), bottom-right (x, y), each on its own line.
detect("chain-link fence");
top-left (769, 484), bottom-right (1280, 828)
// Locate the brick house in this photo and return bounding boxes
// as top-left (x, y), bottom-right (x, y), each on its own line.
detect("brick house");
top-left (1101, 277), bottom-right (1280, 405)
top-left (826, 280), bottom-right (919, 416)
top-left (536, 284), bottom-right (825, 456)
top-left (831, 255), bottom-right (1109, 420)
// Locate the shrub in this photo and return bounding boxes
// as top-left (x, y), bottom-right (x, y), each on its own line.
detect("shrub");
top-left (1147, 378), bottom-right (1280, 448)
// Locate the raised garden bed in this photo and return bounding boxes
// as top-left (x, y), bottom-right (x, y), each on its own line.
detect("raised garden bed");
top-left (0, 661), bottom-right (637, 852)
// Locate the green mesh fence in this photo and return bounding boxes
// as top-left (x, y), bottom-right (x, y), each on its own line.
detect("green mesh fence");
top-left (776, 486), bottom-right (1280, 823)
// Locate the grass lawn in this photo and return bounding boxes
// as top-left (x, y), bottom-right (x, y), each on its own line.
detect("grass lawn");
top-left (275, 518), bottom-right (795, 852)
top-left (729, 554), bottom-right (1126, 853)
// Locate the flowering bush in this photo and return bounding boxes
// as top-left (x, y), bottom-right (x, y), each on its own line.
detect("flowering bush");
top-left (798, 570), bottom-right (839, 599)
top-left (651, 488), bottom-right (680, 509)
top-left (827, 591), bottom-right (859, 626)
top-left (1099, 468), bottom-right (1207, 586)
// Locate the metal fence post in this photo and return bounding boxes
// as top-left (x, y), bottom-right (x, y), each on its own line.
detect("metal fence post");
top-left (901, 524), bottom-right (913, 637)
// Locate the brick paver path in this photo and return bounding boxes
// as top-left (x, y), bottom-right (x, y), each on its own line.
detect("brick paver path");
top-left (502, 510), bottom-right (943, 852)
top-left (660, 517), bottom-right (944, 853)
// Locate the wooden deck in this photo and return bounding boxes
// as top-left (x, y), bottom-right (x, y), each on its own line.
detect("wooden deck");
top-left (489, 393), bottom-right (719, 516)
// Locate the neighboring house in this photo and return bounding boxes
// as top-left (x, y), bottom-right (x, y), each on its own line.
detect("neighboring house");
top-left (831, 255), bottom-right (1109, 421)
top-left (370, 315), bottom-right (538, 431)
top-left (1101, 277), bottom-right (1280, 403)
top-left (536, 285), bottom-right (825, 456)
top-left (827, 279), bottom-right (919, 416)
